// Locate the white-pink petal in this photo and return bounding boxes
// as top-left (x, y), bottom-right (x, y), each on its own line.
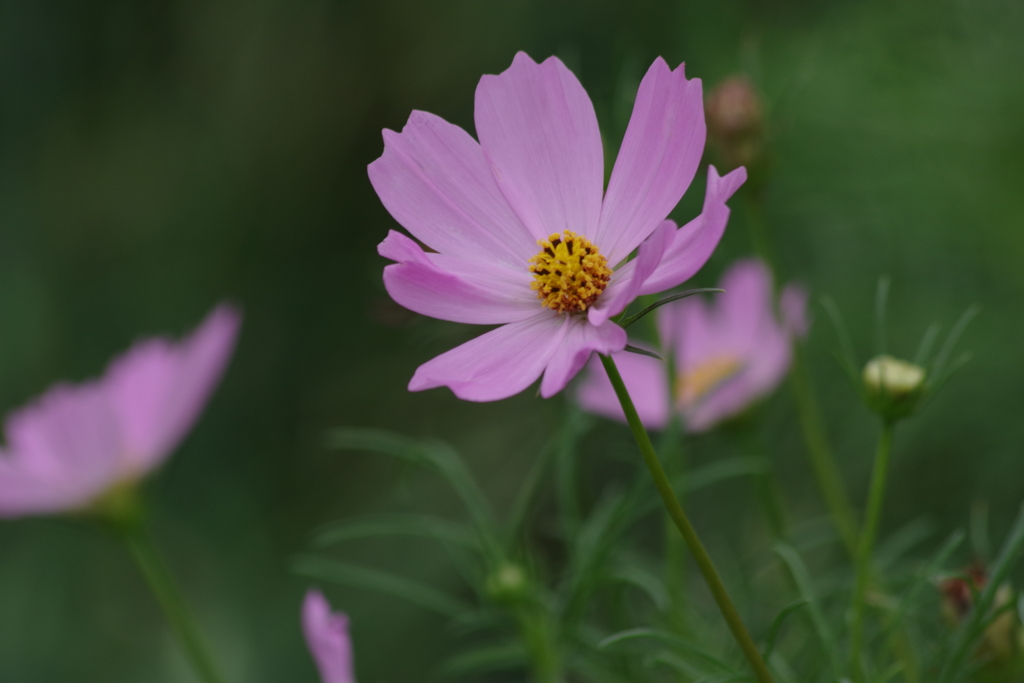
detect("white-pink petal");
top-left (0, 382), bottom-right (122, 517)
top-left (105, 305), bottom-right (240, 475)
top-left (588, 220), bottom-right (675, 327)
top-left (780, 284), bottom-right (810, 339)
top-left (475, 52), bottom-right (604, 243)
top-left (539, 318), bottom-right (627, 398)
top-left (638, 166), bottom-right (747, 296)
top-left (575, 351), bottom-right (670, 430)
top-left (409, 314), bottom-right (569, 402)
top-left (368, 110), bottom-right (536, 266)
top-left (597, 58), bottom-right (706, 264)
top-left (379, 231), bottom-right (539, 325)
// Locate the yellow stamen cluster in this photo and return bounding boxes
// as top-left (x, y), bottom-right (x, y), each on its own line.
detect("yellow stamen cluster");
top-left (528, 231), bottom-right (612, 314)
top-left (676, 356), bottom-right (743, 407)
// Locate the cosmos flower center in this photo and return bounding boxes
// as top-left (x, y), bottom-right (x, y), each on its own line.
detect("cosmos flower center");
top-left (676, 355), bottom-right (743, 407)
top-left (528, 231), bottom-right (612, 314)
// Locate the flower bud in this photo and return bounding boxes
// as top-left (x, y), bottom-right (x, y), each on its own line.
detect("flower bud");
top-left (705, 75), bottom-right (764, 171)
top-left (940, 563), bottom-right (1019, 666)
top-left (862, 355), bottom-right (926, 421)
top-left (486, 562), bottom-right (529, 603)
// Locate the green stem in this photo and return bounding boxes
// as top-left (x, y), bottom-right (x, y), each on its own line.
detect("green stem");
top-left (122, 525), bottom-right (227, 683)
top-left (515, 604), bottom-right (564, 683)
top-left (745, 187), bottom-right (860, 557)
top-left (849, 420), bottom-right (895, 682)
top-left (789, 346), bottom-right (861, 557)
top-left (600, 355), bottom-right (775, 683)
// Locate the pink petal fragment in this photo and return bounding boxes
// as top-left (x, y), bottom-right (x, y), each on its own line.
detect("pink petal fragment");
top-left (669, 297), bottom-right (716, 372)
top-left (597, 59), bottom-right (706, 264)
top-left (539, 318), bottom-right (627, 398)
top-left (662, 259), bottom-right (794, 432)
top-left (574, 349), bottom-right (670, 430)
top-left (0, 382), bottom-right (122, 517)
top-left (379, 231), bottom-right (538, 325)
top-left (475, 52), bottom-right (603, 242)
top-left (105, 305), bottom-right (241, 473)
top-left (638, 166), bottom-right (747, 296)
top-left (718, 259), bottom-right (774, 347)
top-left (368, 110), bottom-right (535, 266)
top-left (303, 590), bottom-right (356, 683)
top-left (780, 284), bottom-right (810, 339)
top-left (685, 328), bottom-right (790, 433)
top-left (588, 220), bottom-right (674, 326)
top-left (409, 314), bottom-right (568, 402)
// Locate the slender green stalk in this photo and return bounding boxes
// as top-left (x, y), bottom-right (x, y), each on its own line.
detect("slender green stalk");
top-left (789, 347), bottom-right (860, 556)
top-left (122, 526), bottom-right (227, 683)
top-left (600, 355), bottom-right (775, 683)
top-left (515, 603), bottom-right (564, 683)
top-left (742, 429), bottom-right (788, 541)
top-left (848, 421), bottom-right (895, 682)
top-left (745, 190), bottom-right (859, 556)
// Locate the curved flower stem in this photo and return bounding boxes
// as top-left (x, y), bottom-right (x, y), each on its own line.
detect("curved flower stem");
top-left (600, 354), bottom-right (775, 683)
top-left (122, 525), bottom-right (227, 683)
top-left (848, 420), bottom-right (895, 682)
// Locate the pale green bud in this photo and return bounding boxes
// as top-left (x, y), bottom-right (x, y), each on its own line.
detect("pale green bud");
top-left (486, 562), bottom-right (528, 602)
top-left (863, 355), bottom-right (927, 420)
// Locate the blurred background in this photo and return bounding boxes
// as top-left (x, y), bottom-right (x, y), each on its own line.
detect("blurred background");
top-left (0, 0), bottom-right (1023, 680)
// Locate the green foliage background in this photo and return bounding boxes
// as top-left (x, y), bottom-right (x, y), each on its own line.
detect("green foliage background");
top-left (0, 0), bottom-right (1022, 680)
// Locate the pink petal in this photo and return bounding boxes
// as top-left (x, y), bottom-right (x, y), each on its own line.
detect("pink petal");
top-left (368, 110), bottom-right (536, 266)
top-left (668, 259), bottom-right (795, 432)
top-left (302, 590), bottom-right (356, 683)
top-left (105, 305), bottom-right (241, 473)
top-left (597, 59), bottom-right (706, 264)
top-left (686, 329), bottom-right (790, 433)
top-left (670, 297), bottom-right (717, 372)
top-left (475, 52), bottom-right (603, 243)
top-left (588, 220), bottom-right (674, 326)
top-left (718, 259), bottom-right (774, 349)
top-left (575, 350), bottom-right (670, 430)
top-left (409, 314), bottom-right (569, 401)
top-left (539, 318), bottom-right (627, 398)
top-left (379, 231), bottom-right (539, 324)
top-left (0, 382), bottom-right (122, 517)
top-left (638, 166), bottom-right (747, 296)
top-left (780, 284), bottom-right (810, 339)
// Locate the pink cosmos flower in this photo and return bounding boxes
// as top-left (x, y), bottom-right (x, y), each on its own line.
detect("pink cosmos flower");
top-left (303, 590), bottom-right (355, 683)
top-left (0, 305), bottom-right (240, 517)
top-left (370, 52), bottom-right (746, 401)
top-left (576, 259), bottom-right (807, 432)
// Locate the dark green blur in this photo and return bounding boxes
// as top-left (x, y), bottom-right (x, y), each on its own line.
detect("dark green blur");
top-left (0, 0), bottom-right (1023, 680)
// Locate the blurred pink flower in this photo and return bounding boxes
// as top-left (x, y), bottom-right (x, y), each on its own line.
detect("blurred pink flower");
top-left (577, 260), bottom-right (807, 432)
top-left (370, 51), bottom-right (746, 402)
top-left (303, 590), bottom-right (355, 683)
top-left (0, 305), bottom-right (240, 517)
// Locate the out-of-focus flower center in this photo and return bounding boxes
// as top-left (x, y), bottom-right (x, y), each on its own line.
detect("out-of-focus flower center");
top-left (676, 355), bottom-right (742, 407)
top-left (529, 231), bottom-right (612, 314)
